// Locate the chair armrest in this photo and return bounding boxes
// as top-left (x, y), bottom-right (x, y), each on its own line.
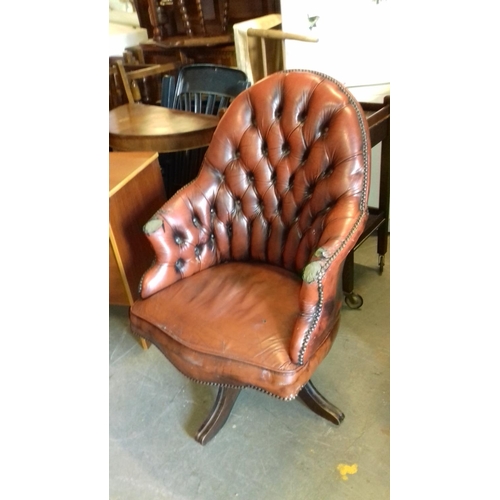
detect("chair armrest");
top-left (289, 210), bottom-right (369, 365)
top-left (139, 182), bottom-right (221, 298)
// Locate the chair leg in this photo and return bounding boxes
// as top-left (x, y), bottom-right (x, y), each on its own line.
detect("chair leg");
top-left (298, 380), bottom-right (345, 425)
top-left (195, 386), bottom-right (241, 445)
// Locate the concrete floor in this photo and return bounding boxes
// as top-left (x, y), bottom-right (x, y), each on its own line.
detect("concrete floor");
top-left (109, 234), bottom-right (389, 499)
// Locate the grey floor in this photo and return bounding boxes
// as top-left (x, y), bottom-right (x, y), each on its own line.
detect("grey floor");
top-left (110, 234), bottom-right (390, 500)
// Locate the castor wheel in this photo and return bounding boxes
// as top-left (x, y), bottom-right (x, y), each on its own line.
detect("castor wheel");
top-left (345, 292), bottom-right (363, 309)
top-left (378, 254), bottom-right (385, 275)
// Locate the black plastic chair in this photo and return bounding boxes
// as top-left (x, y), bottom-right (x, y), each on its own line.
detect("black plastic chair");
top-left (159, 64), bottom-right (250, 198)
top-left (171, 64), bottom-right (250, 114)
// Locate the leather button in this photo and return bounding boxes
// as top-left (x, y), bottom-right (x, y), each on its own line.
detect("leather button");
top-left (174, 259), bottom-right (185, 273)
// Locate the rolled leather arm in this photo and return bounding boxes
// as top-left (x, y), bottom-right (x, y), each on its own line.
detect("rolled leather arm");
top-left (139, 182), bottom-right (221, 299)
top-left (289, 209), bottom-right (369, 365)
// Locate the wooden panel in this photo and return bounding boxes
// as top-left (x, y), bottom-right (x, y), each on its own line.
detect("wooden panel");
top-left (110, 151), bottom-right (162, 194)
top-left (109, 152), bottom-right (167, 305)
top-left (109, 239), bottom-right (130, 306)
top-left (228, 0), bottom-right (280, 24)
top-left (132, 0), bottom-right (155, 38)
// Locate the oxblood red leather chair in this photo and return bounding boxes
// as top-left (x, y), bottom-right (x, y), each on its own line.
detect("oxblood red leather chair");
top-left (129, 70), bottom-right (371, 444)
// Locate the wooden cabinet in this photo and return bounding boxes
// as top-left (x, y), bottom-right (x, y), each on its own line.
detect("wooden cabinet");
top-left (109, 151), bottom-right (166, 315)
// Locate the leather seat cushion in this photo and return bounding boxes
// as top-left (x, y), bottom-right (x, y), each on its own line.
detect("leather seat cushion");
top-left (130, 262), bottom-right (335, 399)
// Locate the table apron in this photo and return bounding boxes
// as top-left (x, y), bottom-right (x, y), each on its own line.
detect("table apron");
top-left (109, 129), bottom-right (215, 152)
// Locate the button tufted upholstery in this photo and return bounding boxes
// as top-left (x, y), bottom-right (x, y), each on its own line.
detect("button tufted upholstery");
top-left (130, 70), bottom-right (371, 443)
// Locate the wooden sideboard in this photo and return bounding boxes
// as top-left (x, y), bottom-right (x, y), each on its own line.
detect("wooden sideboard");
top-left (109, 152), bottom-right (167, 348)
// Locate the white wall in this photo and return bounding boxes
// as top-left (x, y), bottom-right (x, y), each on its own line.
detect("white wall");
top-left (108, 0), bottom-right (148, 57)
top-left (279, 0), bottom-right (390, 210)
top-left (280, 0), bottom-right (390, 88)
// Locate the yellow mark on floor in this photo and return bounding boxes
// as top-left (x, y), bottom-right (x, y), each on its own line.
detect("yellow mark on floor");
top-left (337, 463), bottom-right (358, 481)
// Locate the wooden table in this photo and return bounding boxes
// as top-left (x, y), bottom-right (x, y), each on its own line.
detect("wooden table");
top-left (342, 97), bottom-right (390, 309)
top-left (109, 151), bottom-right (167, 349)
top-left (109, 103), bottom-right (219, 153)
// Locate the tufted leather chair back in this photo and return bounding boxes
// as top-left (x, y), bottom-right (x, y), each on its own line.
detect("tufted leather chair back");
top-left (140, 70), bottom-right (370, 300)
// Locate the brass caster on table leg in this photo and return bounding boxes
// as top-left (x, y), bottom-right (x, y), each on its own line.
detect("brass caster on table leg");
top-left (345, 292), bottom-right (363, 309)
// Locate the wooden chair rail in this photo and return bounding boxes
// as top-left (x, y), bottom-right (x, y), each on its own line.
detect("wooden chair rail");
top-left (111, 60), bottom-right (181, 107)
top-left (124, 62), bottom-right (180, 80)
top-left (246, 27), bottom-right (318, 43)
